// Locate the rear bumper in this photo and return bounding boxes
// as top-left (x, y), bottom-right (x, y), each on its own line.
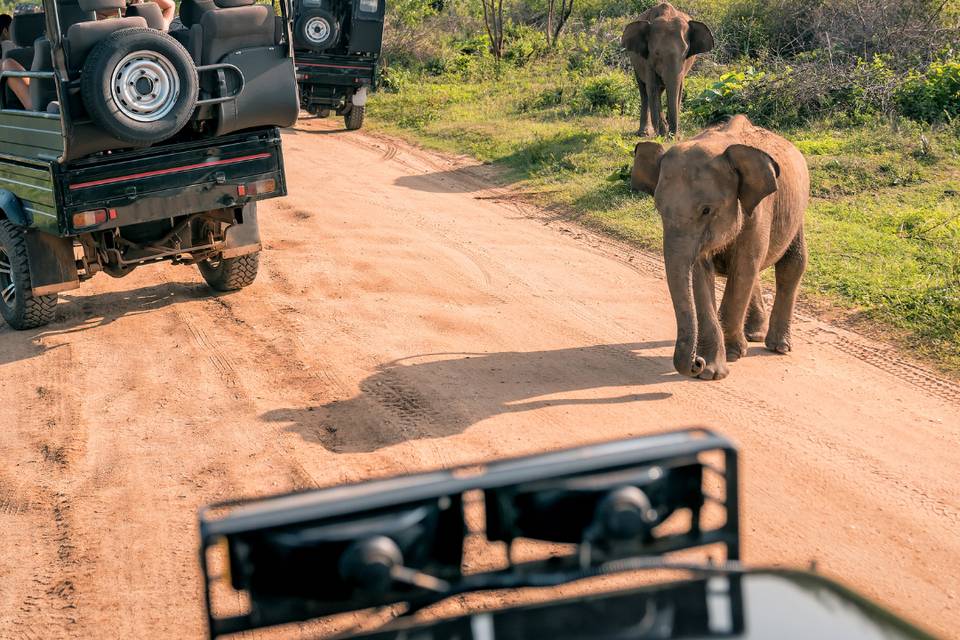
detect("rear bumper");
top-left (294, 52), bottom-right (379, 90)
top-left (55, 128), bottom-right (287, 237)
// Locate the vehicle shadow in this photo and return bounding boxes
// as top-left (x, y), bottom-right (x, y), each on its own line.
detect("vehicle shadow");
top-left (261, 341), bottom-right (677, 454)
top-left (0, 281), bottom-right (209, 367)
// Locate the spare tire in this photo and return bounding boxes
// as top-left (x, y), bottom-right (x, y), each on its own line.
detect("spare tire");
top-left (295, 9), bottom-right (340, 51)
top-left (81, 27), bottom-right (198, 145)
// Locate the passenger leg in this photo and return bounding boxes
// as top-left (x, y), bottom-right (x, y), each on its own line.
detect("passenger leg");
top-left (2, 58), bottom-right (31, 110)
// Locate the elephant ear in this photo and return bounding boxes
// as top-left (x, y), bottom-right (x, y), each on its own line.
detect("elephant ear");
top-left (631, 141), bottom-right (665, 195)
top-left (622, 20), bottom-right (651, 57)
top-left (686, 20), bottom-right (714, 57)
top-left (724, 144), bottom-right (780, 215)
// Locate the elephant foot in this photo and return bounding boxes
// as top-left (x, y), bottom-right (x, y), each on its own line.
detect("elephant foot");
top-left (725, 337), bottom-right (748, 362)
top-left (698, 358), bottom-right (729, 381)
top-left (745, 329), bottom-right (767, 343)
top-left (765, 334), bottom-right (792, 355)
top-left (636, 127), bottom-right (656, 138)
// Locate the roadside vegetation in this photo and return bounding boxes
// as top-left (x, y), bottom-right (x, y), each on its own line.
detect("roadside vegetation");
top-left (367, 0), bottom-right (960, 373)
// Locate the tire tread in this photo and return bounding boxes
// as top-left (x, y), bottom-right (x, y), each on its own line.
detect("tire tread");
top-left (0, 220), bottom-right (57, 330)
top-left (199, 252), bottom-right (259, 291)
top-left (345, 105), bottom-right (365, 130)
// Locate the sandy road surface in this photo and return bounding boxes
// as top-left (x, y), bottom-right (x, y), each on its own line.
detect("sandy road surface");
top-left (1, 117), bottom-right (958, 639)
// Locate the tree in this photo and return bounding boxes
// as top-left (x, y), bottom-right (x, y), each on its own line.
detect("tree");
top-left (545, 0), bottom-right (573, 47)
top-left (480, 0), bottom-right (505, 61)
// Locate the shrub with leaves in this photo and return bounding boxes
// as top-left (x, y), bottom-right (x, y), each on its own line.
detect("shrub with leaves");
top-left (577, 73), bottom-right (635, 113)
top-left (687, 67), bottom-right (764, 121)
top-left (897, 58), bottom-right (960, 123)
top-left (504, 22), bottom-right (550, 66)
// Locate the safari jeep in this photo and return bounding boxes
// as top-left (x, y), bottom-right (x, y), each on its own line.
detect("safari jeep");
top-left (291, 0), bottom-right (383, 129)
top-left (0, 0), bottom-right (299, 330)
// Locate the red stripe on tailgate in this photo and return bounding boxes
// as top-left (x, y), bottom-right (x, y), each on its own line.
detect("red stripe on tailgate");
top-left (68, 153), bottom-right (273, 190)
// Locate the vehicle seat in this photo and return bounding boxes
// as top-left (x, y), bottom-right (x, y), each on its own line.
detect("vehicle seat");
top-left (169, 0), bottom-right (214, 63)
top-left (66, 0), bottom-right (147, 71)
top-left (126, 2), bottom-right (166, 30)
top-left (190, 0), bottom-right (297, 137)
top-left (58, 0), bottom-right (97, 30)
top-left (198, 0), bottom-right (275, 66)
top-left (4, 12), bottom-right (45, 67)
top-left (2, 13), bottom-right (45, 109)
top-left (29, 37), bottom-right (56, 113)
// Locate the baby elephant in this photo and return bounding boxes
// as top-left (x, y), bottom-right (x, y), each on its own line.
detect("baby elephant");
top-left (631, 115), bottom-right (810, 380)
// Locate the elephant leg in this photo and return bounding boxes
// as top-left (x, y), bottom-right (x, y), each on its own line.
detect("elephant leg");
top-left (719, 246), bottom-right (765, 362)
top-left (766, 229), bottom-right (808, 354)
top-left (744, 284), bottom-right (768, 342)
top-left (636, 77), bottom-right (654, 137)
top-left (693, 257), bottom-right (728, 380)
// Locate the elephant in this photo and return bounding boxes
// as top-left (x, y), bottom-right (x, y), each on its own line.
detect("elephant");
top-left (631, 115), bottom-right (810, 380)
top-left (621, 3), bottom-right (714, 138)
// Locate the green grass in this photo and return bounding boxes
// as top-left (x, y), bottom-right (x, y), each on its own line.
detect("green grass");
top-left (368, 62), bottom-right (960, 374)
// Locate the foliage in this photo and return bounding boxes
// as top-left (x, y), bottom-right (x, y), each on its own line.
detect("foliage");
top-left (503, 22), bottom-right (549, 65)
top-left (578, 72), bottom-right (634, 112)
top-left (897, 58), bottom-right (960, 123)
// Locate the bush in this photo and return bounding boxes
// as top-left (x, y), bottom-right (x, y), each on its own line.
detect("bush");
top-left (897, 58), bottom-right (960, 123)
top-left (578, 72), bottom-right (634, 113)
top-left (688, 56), bottom-right (908, 128)
top-left (504, 23), bottom-right (549, 67)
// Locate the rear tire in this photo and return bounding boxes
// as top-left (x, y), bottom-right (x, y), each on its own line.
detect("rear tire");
top-left (344, 105), bottom-right (364, 130)
top-left (0, 220), bottom-right (57, 330)
top-left (198, 252), bottom-right (259, 291)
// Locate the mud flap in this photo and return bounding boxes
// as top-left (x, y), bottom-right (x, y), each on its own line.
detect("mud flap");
top-left (221, 202), bottom-right (261, 259)
top-left (351, 86), bottom-right (368, 106)
top-left (25, 230), bottom-right (80, 296)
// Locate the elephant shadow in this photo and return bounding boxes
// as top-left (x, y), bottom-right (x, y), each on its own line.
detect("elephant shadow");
top-left (261, 341), bottom-right (677, 454)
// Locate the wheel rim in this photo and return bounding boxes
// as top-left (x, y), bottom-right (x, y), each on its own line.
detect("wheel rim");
top-left (111, 50), bottom-right (181, 123)
top-left (0, 246), bottom-right (16, 310)
top-left (304, 16), bottom-right (331, 45)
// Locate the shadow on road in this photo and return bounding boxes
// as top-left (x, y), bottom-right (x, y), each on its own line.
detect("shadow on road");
top-left (394, 167), bottom-right (493, 194)
top-left (261, 341), bottom-right (677, 453)
top-left (0, 281), bottom-right (209, 366)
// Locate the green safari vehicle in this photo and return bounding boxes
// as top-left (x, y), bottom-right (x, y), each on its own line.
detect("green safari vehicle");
top-left (0, 0), bottom-right (300, 330)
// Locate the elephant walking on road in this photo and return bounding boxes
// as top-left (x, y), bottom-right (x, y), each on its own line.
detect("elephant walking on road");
top-left (631, 115), bottom-right (810, 380)
top-left (622, 2), bottom-right (714, 138)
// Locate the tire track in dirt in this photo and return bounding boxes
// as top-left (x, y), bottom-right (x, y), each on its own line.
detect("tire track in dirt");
top-left (3, 344), bottom-right (85, 640)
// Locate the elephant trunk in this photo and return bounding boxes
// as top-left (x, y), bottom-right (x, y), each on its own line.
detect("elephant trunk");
top-left (664, 234), bottom-right (705, 377)
top-left (664, 73), bottom-right (682, 137)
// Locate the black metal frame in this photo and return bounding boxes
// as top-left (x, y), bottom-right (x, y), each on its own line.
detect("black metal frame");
top-left (199, 428), bottom-right (741, 638)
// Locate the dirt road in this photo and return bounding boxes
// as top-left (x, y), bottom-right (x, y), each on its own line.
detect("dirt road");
top-left (1, 117), bottom-right (958, 639)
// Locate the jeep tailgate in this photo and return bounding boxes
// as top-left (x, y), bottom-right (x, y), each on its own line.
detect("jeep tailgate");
top-left (56, 128), bottom-right (286, 235)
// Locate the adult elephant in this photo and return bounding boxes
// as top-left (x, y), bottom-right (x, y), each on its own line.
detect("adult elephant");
top-left (622, 3), bottom-right (714, 137)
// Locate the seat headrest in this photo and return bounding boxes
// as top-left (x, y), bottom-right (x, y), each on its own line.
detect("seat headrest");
top-left (11, 12), bottom-right (46, 46)
top-left (76, 0), bottom-right (125, 13)
top-left (214, 0), bottom-right (255, 7)
top-left (126, 2), bottom-right (165, 29)
top-left (178, 0), bottom-right (215, 27)
top-left (58, 2), bottom-right (97, 29)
